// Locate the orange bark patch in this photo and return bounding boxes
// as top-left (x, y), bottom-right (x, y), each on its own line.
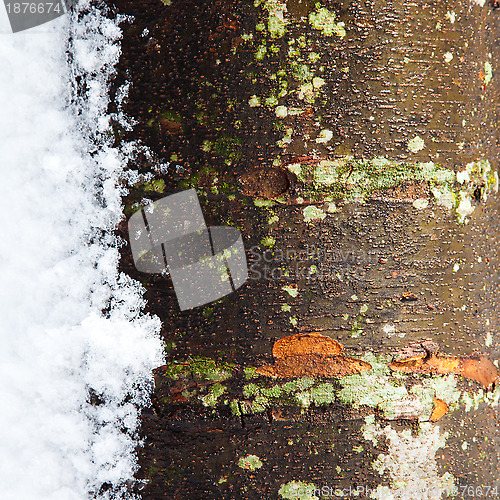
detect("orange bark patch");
top-left (430, 397), bottom-right (448, 422)
top-left (389, 342), bottom-right (499, 388)
top-left (257, 332), bottom-right (371, 378)
top-left (272, 332), bottom-right (344, 359)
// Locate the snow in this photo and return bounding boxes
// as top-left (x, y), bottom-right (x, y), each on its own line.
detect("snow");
top-left (0, 3), bottom-right (164, 499)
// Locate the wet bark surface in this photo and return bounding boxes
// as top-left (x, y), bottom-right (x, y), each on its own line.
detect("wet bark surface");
top-left (105, 0), bottom-right (500, 498)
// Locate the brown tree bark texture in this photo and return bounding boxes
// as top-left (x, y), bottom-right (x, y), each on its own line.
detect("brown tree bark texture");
top-left (109, 0), bottom-right (500, 498)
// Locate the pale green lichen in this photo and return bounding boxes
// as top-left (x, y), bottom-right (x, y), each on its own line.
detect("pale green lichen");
top-left (238, 454), bottom-right (263, 471)
top-left (407, 135), bottom-right (425, 153)
top-left (461, 389), bottom-right (486, 412)
top-left (303, 205), bottom-right (326, 222)
top-left (287, 163), bottom-right (304, 180)
top-left (367, 422), bottom-right (455, 500)
top-left (455, 159), bottom-right (498, 222)
top-left (282, 284), bottom-right (299, 297)
top-left (264, 95), bottom-right (279, 107)
top-left (255, 0), bottom-right (289, 38)
top-left (279, 481), bottom-right (318, 500)
top-left (338, 353), bottom-right (467, 421)
top-left (339, 353), bottom-right (422, 418)
top-left (260, 384), bottom-right (284, 398)
top-left (484, 61), bottom-right (493, 85)
top-left (249, 95), bottom-right (261, 107)
top-left (486, 331), bottom-right (493, 347)
top-left (312, 77), bottom-right (325, 89)
top-left (255, 44), bottom-right (267, 61)
top-left (285, 156), bottom-right (497, 222)
top-left (243, 383), bottom-right (260, 399)
top-left (275, 105), bottom-right (288, 118)
top-left (309, 4), bottom-right (346, 38)
top-left (315, 129), bottom-right (333, 144)
top-left (284, 377), bottom-right (316, 392)
top-left (443, 51), bottom-right (453, 63)
top-left (422, 374), bottom-right (461, 408)
top-left (254, 199), bottom-right (276, 207)
top-left (412, 198), bottom-right (429, 210)
top-left (309, 383), bottom-right (337, 405)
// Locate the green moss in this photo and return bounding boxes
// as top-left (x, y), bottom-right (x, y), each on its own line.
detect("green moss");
top-left (251, 395), bottom-right (269, 412)
top-left (244, 367), bottom-right (258, 379)
top-left (261, 236), bottom-right (276, 247)
top-left (159, 108), bottom-right (183, 123)
top-left (163, 357), bottom-right (235, 382)
top-left (212, 135), bottom-right (242, 158)
top-left (230, 400), bottom-right (242, 416)
top-left (202, 383), bottom-right (227, 407)
top-left (143, 179), bottom-right (166, 193)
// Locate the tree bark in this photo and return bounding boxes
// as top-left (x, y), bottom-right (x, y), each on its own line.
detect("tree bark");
top-left (109, 0), bottom-right (500, 498)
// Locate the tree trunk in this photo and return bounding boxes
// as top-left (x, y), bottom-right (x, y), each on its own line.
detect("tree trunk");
top-left (110, 0), bottom-right (500, 498)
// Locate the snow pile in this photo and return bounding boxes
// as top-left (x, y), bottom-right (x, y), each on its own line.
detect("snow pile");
top-left (0, 3), bottom-right (163, 499)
